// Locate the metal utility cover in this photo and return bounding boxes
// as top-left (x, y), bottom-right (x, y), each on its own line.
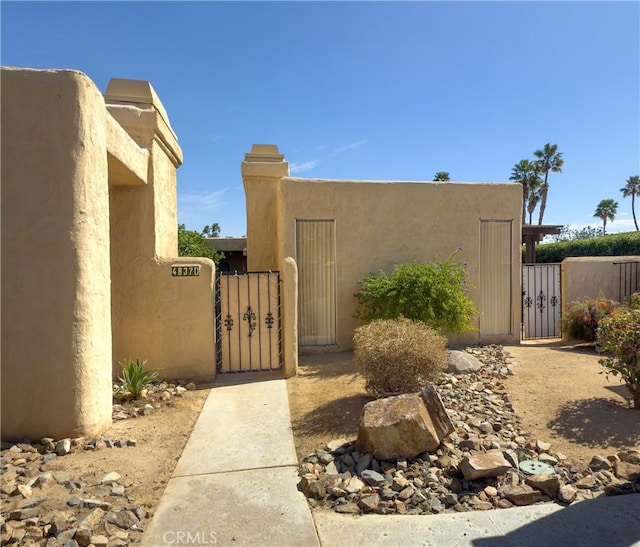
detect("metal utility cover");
top-left (519, 459), bottom-right (555, 475)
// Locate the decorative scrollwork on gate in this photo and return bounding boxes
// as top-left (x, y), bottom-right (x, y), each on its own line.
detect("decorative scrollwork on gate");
top-left (243, 306), bottom-right (257, 337)
top-left (550, 295), bottom-right (559, 307)
top-left (536, 291), bottom-right (546, 312)
top-left (523, 295), bottom-right (533, 308)
top-left (265, 312), bottom-right (275, 329)
top-left (224, 315), bottom-right (234, 331)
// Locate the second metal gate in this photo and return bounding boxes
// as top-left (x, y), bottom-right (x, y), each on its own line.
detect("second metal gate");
top-left (522, 263), bottom-right (562, 340)
top-left (215, 271), bottom-right (282, 372)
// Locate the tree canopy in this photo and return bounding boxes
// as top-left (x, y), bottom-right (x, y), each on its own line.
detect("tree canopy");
top-left (593, 199), bottom-right (619, 235)
top-left (177, 224), bottom-right (223, 264)
top-left (533, 143), bottom-right (564, 225)
top-left (620, 175), bottom-right (640, 231)
top-left (510, 159), bottom-right (542, 225)
top-left (433, 171), bottom-right (450, 181)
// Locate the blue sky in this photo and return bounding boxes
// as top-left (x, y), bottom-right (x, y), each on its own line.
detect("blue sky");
top-left (2, 1), bottom-right (639, 236)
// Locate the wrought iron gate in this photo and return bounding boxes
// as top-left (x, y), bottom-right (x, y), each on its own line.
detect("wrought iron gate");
top-left (614, 261), bottom-right (640, 305)
top-left (522, 263), bottom-right (562, 340)
top-left (215, 271), bottom-right (282, 372)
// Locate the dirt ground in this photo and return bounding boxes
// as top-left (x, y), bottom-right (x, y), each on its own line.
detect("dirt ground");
top-left (39, 387), bottom-right (210, 512)
top-left (287, 343), bottom-right (640, 467)
top-left (503, 341), bottom-right (640, 466)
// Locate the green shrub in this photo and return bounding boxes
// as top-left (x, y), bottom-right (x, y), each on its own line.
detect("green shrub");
top-left (354, 251), bottom-right (478, 333)
top-left (597, 308), bottom-right (640, 409)
top-left (535, 231), bottom-right (640, 263)
top-left (353, 319), bottom-right (447, 397)
top-left (631, 292), bottom-right (640, 310)
top-left (562, 296), bottom-right (619, 342)
top-left (116, 358), bottom-right (159, 400)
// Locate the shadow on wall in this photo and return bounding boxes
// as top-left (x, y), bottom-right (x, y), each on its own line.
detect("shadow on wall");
top-left (547, 397), bottom-right (640, 448)
top-left (473, 494), bottom-right (640, 547)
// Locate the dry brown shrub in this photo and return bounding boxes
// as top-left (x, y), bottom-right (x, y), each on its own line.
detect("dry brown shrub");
top-left (353, 318), bottom-right (447, 397)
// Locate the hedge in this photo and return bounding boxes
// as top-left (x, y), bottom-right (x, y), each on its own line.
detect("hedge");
top-left (533, 231), bottom-right (640, 263)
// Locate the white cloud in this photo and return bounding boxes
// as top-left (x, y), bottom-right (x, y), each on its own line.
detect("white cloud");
top-left (179, 189), bottom-right (226, 211)
top-left (332, 140), bottom-right (367, 156)
top-left (564, 218), bottom-right (637, 234)
top-left (290, 160), bottom-right (320, 174)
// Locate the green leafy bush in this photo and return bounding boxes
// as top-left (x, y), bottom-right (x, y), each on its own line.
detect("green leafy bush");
top-left (178, 224), bottom-right (223, 265)
top-left (597, 308), bottom-right (640, 409)
top-left (562, 296), bottom-right (619, 341)
top-left (631, 292), bottom-right (640, 310)
top-left (353, 319), bottom-right (447, 397)
top-left (535, 231), bottom-right (640, 263)
top-left (354, 251), bottom-right (478, 333)
top-left (116, 358), bottom-right (159, 400)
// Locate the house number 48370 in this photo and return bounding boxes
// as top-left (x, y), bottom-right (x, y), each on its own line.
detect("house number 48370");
top-left (172, 266), bottom-right (200, 277)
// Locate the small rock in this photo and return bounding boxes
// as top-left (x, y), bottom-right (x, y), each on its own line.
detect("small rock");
top-left (335, 502), bottom-right (360, 514)
top-left (16, 484), bottom-right (32, 498)
top-left (185, 382), bottom-right (196, 390)
top-left (105, 510), bottom-right (139, 530)
top-left (361, 469), bottom-right (385, 486)
top-left (536, 440), bottom-right (551, 452)
top-left (55, 439), bottom-right (72, 456)
top-left (81, 498), bottom-right (112, 510)
top-left (90, 535), bottom-right (109, 547)
top-left (9, 507), bottom-right (40, 520)
top-left (77, 508), bottom-right (106, 529)
top-left (74, 526), bottom-right (92, 547)
top-left (525, 473), bottom-right (561, 498)
top-left (484, 486), bottom-right (498, 497)
top-left (325, 462), bottom-right (339, 475)
top-left (358, 494), bottom-right (380, 513)
top-left (589, 455), bottom-right (612, 471)
top-left (111, 485), bottom-right (126, 496)
top-left (460, 452), bottom-right (511, 480)
top-left (143, 404), bottom-right (155, 416)
top-left (503, 484), bottom-right (542, 506)
top-left (101, 472), bottom-right (121, 484)
top-left (326, 439), bottom-right (350, 453)
top-left (558, 484), bottom-right (577, 503)
top-left (345, 477), bottom-right (365, 494)
top-left (575, 475), bottom-right (596, 489)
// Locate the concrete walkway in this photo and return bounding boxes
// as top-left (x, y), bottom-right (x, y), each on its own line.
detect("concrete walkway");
top-left (143, 376), bottom-right (640, 547)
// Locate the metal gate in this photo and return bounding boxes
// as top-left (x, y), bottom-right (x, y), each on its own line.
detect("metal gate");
top-left (614, 261), bottom-right (640, 305)
top-left (215, 271), bottom-right (282, 373)
top-left (522, 263), bottom-right (562, 340)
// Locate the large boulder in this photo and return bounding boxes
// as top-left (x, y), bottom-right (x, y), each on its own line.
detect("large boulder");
top-left (447, 350), bottom-right (482, 374)
top-left (355, 386), bottom-right (453, 460)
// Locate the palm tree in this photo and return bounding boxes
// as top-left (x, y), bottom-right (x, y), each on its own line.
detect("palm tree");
top-left (433, 171), bottom-right (450, 181)
top-left (593, 199), bottom-right (619, 235)
top-left (620, 175), bottom-right (640, 231)
top-left (510, 159), bottom-right (542, 224)
top-left (527, 179), bottom-right (543, 224)
top-left (534, 143), bottom-right (564, 225)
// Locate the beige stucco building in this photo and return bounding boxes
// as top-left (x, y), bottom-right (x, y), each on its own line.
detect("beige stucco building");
top-left (1, 68), bottom-right (216, 441)
top-left (242, 144), bottom-right (523, 351)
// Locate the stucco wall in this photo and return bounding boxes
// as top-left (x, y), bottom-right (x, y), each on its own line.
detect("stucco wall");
top-left (1, 68), bottom-right (113, 440)
top-left (105, 80), bottom-right (216, 382)
top-left (1, 69), bottom-right (218, 441)
top-left (561, 256), bottom-right (640, 317)
top-left (243, 146), bottom-right (522, 351)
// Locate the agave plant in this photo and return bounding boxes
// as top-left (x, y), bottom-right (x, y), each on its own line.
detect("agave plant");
top-left (116, 358), bottom-right (159, 399)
